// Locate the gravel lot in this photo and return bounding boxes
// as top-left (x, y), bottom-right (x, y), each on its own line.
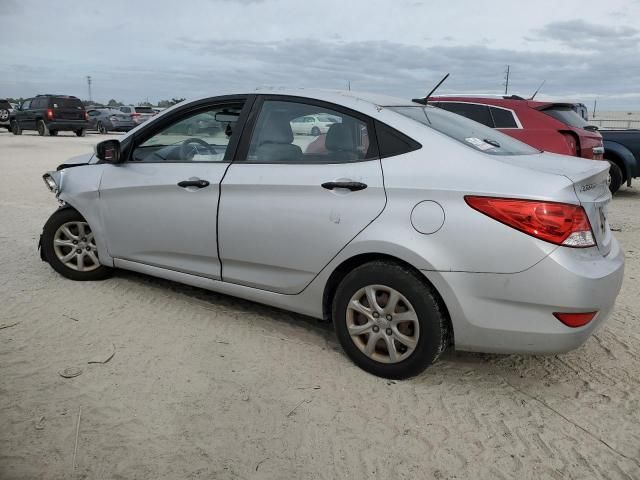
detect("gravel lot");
top-left (1, 130), bottom-right (639, 479)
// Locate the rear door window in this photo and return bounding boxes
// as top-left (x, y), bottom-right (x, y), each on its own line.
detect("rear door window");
top-left (490, 107), bottom-right (518, 128)
top-left (438, 102), bottom-right (494, 127)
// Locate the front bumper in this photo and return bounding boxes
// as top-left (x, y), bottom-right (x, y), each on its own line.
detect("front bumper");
top-left (424, 238), bottom-right (625, 354)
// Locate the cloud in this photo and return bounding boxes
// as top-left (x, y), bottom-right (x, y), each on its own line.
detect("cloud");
top-left (532, 20), bottom-right (640, 51)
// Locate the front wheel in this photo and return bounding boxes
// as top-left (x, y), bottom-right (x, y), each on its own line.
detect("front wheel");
top-left (97, 121), bottom-right (107, 134)
top-left (41, 208), bottom-right (112, 281)
top-left (607, 160), bottom-right (623, 194)
top-left (332, 261), bottom-right (449, 379)
top-left (75, 128), bottom-right (86, 137)
top-left (11, 121), bottom-right (22, 135)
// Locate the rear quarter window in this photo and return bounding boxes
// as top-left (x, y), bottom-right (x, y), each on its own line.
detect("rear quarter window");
top-left (375, 121), bottom-right (422, 158)
top-left (490, 107), bottom-right (518, 128)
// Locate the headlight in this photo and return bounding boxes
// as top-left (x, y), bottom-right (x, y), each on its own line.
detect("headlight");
top-left (43, 173), bottom-right (58, 193)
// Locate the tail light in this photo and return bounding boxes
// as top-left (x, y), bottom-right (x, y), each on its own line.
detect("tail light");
top-left (47, 108), bottom-right (54, 120)
top-left (553, 311), bottom-right (597, 328)
top-left (83, 111), bottom-right (88, 121)
top-left (465, 196), bottom-right (595, 247)
top-left (560, 131), bottom-right (579, 157)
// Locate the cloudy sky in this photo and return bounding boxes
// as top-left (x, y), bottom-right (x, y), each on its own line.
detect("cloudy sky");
top-left (1, 0), bottom-right (639, 110)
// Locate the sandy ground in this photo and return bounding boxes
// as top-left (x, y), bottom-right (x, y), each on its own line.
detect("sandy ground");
top-left (0, 130), bottom-right (639, 480)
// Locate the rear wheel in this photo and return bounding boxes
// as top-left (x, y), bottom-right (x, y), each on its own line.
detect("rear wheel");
top-left (332, 261), bottom-right (449, 379)
top-left (37, 119), bottom-right (49, 136)
top-left (49, 130), bottom-right (58, 136)
top-left (311, 126), bottom-right (320, 136)
top-left (41, 208), bottom-right (112, 281)
top-left (11, 121), bottom-right (21, 135)
top-left (75, 128), bottom-right (86, 137)
top-left (607, 160), bottom-right (623, 194)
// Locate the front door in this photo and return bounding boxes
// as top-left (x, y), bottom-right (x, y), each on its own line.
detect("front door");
top-left (99, 99), bottom-right (248, 278)
top-left (218, 97), bottom-right (386, 294)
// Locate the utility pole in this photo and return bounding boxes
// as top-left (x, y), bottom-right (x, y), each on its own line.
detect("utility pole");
top-left (593, 98), bottom-right (597, 119)
top-left (347, 80), bottom-right (351, 91)
top-left (503, 65), bottom-right (510, 95)
top-left (86, 76), bottom-right (92, 102)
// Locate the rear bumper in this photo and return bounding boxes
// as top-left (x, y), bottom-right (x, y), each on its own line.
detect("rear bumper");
top-left (47, 120), bottom-right (89, 131)
top-left (424, 238), bottom-right (625, 354)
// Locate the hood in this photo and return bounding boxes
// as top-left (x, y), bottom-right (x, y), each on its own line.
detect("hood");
top-left (57, 152), bottom-right (95, 170)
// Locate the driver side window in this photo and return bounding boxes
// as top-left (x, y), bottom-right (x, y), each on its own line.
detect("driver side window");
top-left (131, 103), bottom-right (244, 163)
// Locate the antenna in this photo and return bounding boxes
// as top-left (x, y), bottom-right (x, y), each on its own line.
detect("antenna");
top-left (412, 73), bottom-right (450, 105)
top-left (529, 80), bottom-right (545, 100)
top-left (503, 65), bottom-right (510, 95)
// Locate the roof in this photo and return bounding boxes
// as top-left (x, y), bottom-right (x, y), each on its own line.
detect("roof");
top-left (251, 87), bottom-right (418, 108)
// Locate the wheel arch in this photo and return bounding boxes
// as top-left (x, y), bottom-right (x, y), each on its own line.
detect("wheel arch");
top-left (603, 140), bottom-right (636, 181)
top-left (321, 252), bottom-right (454, 345)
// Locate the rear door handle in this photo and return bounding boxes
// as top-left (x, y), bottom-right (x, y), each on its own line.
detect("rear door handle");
top-left (177, 179), bottom-right (210, 189)
top-left (321, 181), bottom-right (367, 191)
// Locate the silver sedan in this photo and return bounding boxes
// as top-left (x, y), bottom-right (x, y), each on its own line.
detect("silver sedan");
top-left (39, 89), bottom-right (624, 378)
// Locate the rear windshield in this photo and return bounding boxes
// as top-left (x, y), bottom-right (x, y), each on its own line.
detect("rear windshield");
top-left (390, 106), bottom-right (539, 156)
top-left (135, 107), bottom-right (154, 113)
top-left (540, 106), bottom-right (590, 129)
top-left (51, 97), bottom-right (84, 109)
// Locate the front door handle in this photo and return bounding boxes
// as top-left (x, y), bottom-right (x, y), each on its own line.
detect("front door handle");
top-left (321, 181), bottom-right (367, 192)
top-left (178, 179), bottom-right (210, 189)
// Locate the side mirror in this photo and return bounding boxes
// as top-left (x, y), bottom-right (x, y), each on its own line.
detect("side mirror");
top-left (95, 139), bottom-right (121, 163)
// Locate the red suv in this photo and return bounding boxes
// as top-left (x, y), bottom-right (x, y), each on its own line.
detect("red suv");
top-left (431, 96), bottom-right (604, 160)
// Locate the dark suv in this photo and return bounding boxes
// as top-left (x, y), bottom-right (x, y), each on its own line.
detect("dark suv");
top-left (10, 95), bottom-right (88, 136)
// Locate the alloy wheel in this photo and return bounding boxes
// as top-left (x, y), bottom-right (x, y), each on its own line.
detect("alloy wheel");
top-left (346, 285), bottom-right (420, 364)
top-left (53, 221), bottom-right (100, 272)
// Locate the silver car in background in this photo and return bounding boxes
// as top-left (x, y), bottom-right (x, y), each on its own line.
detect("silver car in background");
top-left (87, 108), bottom-right (136, 134)
top-left (38, 89), bottom-right (624, 379)
top-left (118, 105), bottom-right (155, 125)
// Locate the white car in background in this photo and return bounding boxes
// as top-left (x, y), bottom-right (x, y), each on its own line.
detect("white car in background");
top-left (290, 114), bottom-right (338, 136)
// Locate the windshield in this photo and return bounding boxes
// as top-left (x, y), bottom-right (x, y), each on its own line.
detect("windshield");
top-left (390, 106), bottom-right (540, 156)
top-left (541, 106), bottom-right (590, 129)
top-left (135, 107), bottom-right (154, 114)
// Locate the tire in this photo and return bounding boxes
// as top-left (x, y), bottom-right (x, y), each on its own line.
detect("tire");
top-left (49, 130), bottom-right (58, 136)
top-left (606, 160), bottom-right (623, 194)
top-left (75, 128), bottom-right (86, 137)
top-left (0, 109), bottom-right (9, 122)
top-left (332, 261), bottom-right (449, 379)
top-left (37, 119), bottom-right (49, 136)
top-left (97, 121), bottom-right (107, 134)
top-left (311, 126), bottom-right (321, 136)
top-left (11, 121), bottom-right (22, 135)
top-left (41, 208), bottom-right (112, 281)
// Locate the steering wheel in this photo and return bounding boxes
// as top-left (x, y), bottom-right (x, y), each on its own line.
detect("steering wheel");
top-left (179, 137), bottom-right (217, 160)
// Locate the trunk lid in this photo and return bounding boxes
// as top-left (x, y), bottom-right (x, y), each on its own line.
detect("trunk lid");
top-left (497, 153), bottom-right (613, 255)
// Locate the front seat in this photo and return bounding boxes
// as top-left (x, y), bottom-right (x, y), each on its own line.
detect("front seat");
top-left (325, 123), bottom-right (359, 161)
top-left (255, 113), bottom-right (302, 162)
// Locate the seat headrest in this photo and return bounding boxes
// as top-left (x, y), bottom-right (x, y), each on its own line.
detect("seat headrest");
top-left (259, 113), bottom-right (294, 144)
top-left (325, 123), bottom-right (355, 151)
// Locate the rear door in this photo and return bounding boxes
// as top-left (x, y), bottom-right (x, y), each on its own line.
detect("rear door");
top-left (218, 96), bottom-right (386, 294)
top-left (99, 97), bottom-right (251, 278)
